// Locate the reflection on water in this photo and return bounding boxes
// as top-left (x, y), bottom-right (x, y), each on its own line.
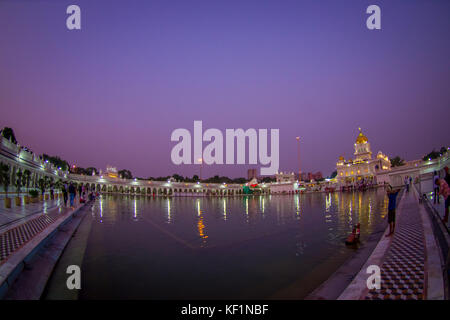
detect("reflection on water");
top-left (80, 189), bottom-right (388, 299)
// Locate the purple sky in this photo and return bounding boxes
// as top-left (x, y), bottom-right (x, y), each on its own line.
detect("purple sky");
top-left (1, 0), bottom-right (449, 178)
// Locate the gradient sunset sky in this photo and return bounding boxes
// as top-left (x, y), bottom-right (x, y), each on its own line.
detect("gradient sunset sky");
top-left (1, 0), bottom-right (449, 178)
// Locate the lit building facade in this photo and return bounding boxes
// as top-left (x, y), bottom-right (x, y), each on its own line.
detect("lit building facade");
top-left (105, 165), bottom-right (118, 178)
top-left (336, 128), bottom-right (391, 185)
top-left (275, 171), bottom-right (296, 183)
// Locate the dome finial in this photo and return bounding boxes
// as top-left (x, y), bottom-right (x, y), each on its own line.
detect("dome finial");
top-left (355, 127), bottom-right (368, 144)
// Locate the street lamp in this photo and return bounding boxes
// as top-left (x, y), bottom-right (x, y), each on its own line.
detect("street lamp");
top-left (296, 137), bottom-right (301, 181)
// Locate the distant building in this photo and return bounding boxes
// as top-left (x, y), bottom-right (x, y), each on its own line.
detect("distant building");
top-left (300, 171), bottom-right (322, 181)
top-left (105, 165), bottom-right (118, 178)
top-left (275, 171), bottom-right (296, 183)
top-left (247, 168), bottom-right (258, 180)
top-left (336, 128), bottom-right (391, 185)
top-left (311, 171), bottom-right (323, 181)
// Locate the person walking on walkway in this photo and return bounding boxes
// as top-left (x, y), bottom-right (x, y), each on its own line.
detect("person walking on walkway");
top-left (433, 171), bottom-right (440, 204)
top-left (386, 185), bottom-right (400, 236)
top-left (404, 176), bottom-right (410, 192)
top-left (69, 183), bottom-right (76, 208)
top-left (438, 178), bottom-right (450, 224)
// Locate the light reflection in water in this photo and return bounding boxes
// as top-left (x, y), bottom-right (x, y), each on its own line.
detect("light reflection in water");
top-left (78, 189), bottom-right (389, 299)
top-left (100, 195), bottom-right (103, 222)
top-left (196, 199), bottom-right (208, 245)
top-left (295, 195), bottom-right (301, 219)
top-left (223, 198), bottom-right (227, 221)
top-left (261, 197), bottom-right (265, 215)
top-left (358, 193), bottom-right (362, 221)
top-left (245, 197), bottom-right (249, 215)
top-left (348, 198), bottom-right (353, 225)
top-left (325, 193), bottom-right (331, 212)
top-left (167, 198), bottom-right (172, 223)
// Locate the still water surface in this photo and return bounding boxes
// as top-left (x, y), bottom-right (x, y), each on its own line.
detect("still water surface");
top-left (76, 190), bottom-right (388, 299)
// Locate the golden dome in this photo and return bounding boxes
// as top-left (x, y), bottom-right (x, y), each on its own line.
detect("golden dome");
top-left (355, 127), bottom-right (368, 144)
top-left (339, 156), bottom-right (344, 161)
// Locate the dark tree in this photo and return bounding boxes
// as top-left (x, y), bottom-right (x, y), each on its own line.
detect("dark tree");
top-left (118, 169), bottom-right (133, 179)
top-left (0, 163), bottom-right (11, 196)
top-left (422, 146), bottom-right (449, 161)
top-left (38, 178), bottom-right (46, 195)
top-left (390, 156), bottom-right (405, 167)
top-left (42, 154), bottom-right (70, 171)
top-left (172, 174), bottom-right (184, 182)
top-left (233, 177), bottom-right (249, 184)
top-left (72, 167), bottom-right (87, 175)
top-left (154, 176), bottom-right (170, 181)
top-left (23, 169), bottom-right (31, 189)
top-left (1, 127), bottom-right (17, 144)
top-left (260, 176), bottom-right (276, 183)
top-left (85, 167), bottom-right (99, 176)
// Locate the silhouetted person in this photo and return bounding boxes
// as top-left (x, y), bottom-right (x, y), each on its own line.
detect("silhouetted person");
top-left (386, 185), bottom-right (400, 236)
top-left (438, 179), bottom-right (449, 224)
top-left (444, 167), bottom-right (450, 187)
top-left (433, 171), bottom-right (440, 204)
top-left (62, 185), bottom-right (68, 206)
top-left (69, 183), bottom-right (76, 207)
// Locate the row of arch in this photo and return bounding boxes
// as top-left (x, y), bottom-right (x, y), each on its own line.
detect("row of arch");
top-left (70, 182), bottom-right (270, 196)
top-left (0, 154), bottom-right (271, 196)
top-left (0, 157), bottom-right (61, 192)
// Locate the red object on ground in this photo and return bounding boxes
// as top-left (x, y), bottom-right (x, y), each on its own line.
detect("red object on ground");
top-left (345, 226), bottom-right (358, 245)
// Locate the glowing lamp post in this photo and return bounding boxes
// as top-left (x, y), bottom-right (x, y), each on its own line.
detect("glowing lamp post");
top-left (296, 137), bottom-right (301, 181)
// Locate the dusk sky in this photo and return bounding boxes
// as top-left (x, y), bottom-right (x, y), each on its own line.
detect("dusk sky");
top-left (1, 0), bottom-right (449, 178)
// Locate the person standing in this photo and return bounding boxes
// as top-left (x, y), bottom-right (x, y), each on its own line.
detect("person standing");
top-left (444, 166), bottom-right (450, 187)
top-left (69, 183), bottom-right (76, 208)
top-left (404, 176), bottom-right (410, 192)
top-left (386, 185), bottom-right (400, 236)
top-left (438, 179), bottom-right (450, 224)
top-left (62, 184), bottom-right (68, 207)
top-left (433, 171), bottom-right (440, 204)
